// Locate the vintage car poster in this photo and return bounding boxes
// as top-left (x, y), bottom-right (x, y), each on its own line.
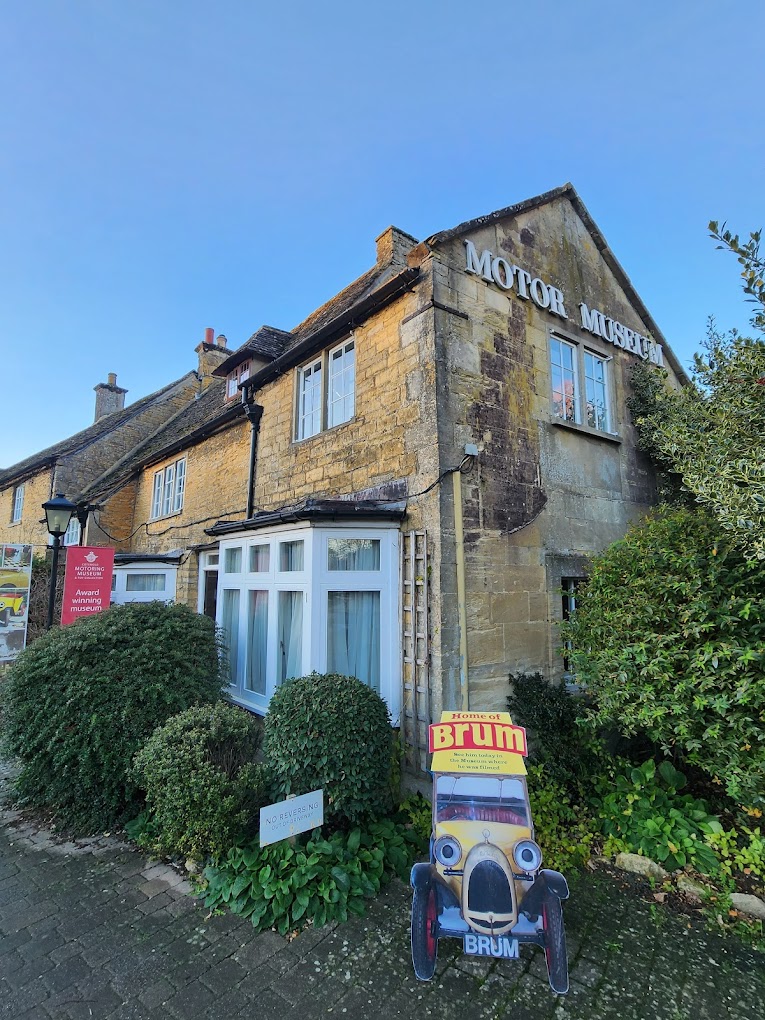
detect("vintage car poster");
top-left (0, 544), bottom-right (33, 663)
top-left (411, 711), bottom-right (570, 994)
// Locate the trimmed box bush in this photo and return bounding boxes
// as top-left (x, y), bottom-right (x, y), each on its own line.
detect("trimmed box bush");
top-left (133, 701), bottom-right (269, 861)
top-left (264, 672), bottom-right (393, 827)
top-left (1, 601), bottom-right (226, 831)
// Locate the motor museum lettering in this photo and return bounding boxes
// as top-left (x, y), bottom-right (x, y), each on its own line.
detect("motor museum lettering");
top-left (464, 239), bottom-right (664, 366)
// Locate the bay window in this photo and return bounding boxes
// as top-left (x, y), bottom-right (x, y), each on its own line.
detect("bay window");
top-left (217, 524), bottom-right (399, 722)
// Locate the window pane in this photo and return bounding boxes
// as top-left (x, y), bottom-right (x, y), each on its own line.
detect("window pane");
top-left (550, 338), bottom-right (578, 422)
top-left (63, 518), bottom-right (81, 547)
top-left (222, 588), bottom-right (241, 685)
top-left (280, 540), bottom-right (304, 571)
top-left (298, 361), bottom-right (322, 439)
top-left (328, 538), bottom-right (380, 570)
top-left (246, 590), bottom-right (268, 695)
top-left (584, 352), bottom-right (609, 431)
top-left (151, 473), bottom-right (163, 519)
top-left (328, 341), bottom-right (355, 428)
top-left (162, 464), bottom-right (175, 516)
top-left (173, 460), bottom-right (186, 512)
top-left (125, 573), bottom-right (166, 592)
top-left (327, 591), bottom-right (380, 692)
top-left (224, 547), bottom-right (242, 573)
top-left (12, 484), bottom-right (24, 522)
top-left (278, 591), bottom-right (303, 684)
top-left (249, 544), bottom-right (270, 572)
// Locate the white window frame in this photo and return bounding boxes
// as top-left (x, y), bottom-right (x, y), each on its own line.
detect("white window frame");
top-left (11, 484), bottom-right (24, 523)
top-left (111, 564), bottom-right (177, 605)
top-left (226, 360), bottom-right (252, 400)
top-left (150, 457), bottom-right (186, 520)
top-left (217, 522), bottom-right (400, 723)
top-left (549, 335), bottom-right (612, 433)
top-left (63, 517), bottom-right (81, 547)
top-left (294, 336), bottom-right (355, 441)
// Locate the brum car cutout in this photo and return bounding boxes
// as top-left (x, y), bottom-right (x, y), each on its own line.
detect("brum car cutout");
top-left (410, 711), bottom-right (570, 994)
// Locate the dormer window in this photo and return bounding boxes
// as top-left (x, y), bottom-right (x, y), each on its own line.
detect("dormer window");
top-left (226, 360), bottom-right (252, 400)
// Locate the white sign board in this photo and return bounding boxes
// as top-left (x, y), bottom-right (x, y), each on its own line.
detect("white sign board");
top-left (259, 789), bottom-right (324, 847)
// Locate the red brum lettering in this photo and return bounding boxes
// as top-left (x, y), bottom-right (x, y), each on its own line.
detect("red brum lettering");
top-left (428, 721), bottom-right (527, 754)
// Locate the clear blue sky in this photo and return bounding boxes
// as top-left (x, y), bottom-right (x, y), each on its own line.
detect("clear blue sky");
top-left (2, 1), bottom-right (763, 469)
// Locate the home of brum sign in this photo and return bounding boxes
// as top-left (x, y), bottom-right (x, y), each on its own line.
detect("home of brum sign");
top-left (464, 240), bottom-right (664, 366)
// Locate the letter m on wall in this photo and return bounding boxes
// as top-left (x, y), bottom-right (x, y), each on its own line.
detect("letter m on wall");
top-left (464, 240), bottom-right (493, 282)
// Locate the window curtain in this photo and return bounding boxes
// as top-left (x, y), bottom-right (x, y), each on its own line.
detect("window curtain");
top-left (280, 541), bottom-right (304, 571)
top-left (327, 591), bottom-right (380, 691)
top-left (278, 591), bottom-right (303, 683)
top-left (125, 573), bottom-right (166, 592)
top-left (246, 590), bottom-right (268, 695)
top-left (221, 588), bottom-right (241, 685)
top-left (327, 538), bottom-right (380, 571)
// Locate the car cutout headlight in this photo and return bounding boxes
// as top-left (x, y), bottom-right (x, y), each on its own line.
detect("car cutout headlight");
top-left (513, 839), bottom-right (542, 873)
top-left (434, 835), bottom-right (462, 866)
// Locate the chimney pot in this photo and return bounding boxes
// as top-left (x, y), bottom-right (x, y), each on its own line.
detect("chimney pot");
top-left (107, 372), bottom-right (117, 386)
top-left (216, 334), bottom-right (228, 348)
top-left (204, 326), bottom-right (215, 345)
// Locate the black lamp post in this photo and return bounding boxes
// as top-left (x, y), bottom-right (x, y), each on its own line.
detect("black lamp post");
top-left (42, 493), bottom-right (77, 629)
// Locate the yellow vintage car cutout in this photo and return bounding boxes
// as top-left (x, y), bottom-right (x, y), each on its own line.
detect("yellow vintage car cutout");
top-left (410, 712), bottom-right (570, 994)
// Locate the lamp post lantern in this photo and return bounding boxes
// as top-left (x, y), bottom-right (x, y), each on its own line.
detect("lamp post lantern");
top-left (42, 493), bottom-right (77, 629)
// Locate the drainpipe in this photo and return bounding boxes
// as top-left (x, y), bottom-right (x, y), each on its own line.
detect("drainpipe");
top-left (241, 387), bottom-right (263, 519)
top-left (452, 468), bottom-right (469, 711)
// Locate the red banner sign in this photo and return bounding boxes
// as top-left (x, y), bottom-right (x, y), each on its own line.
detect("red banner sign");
top-left (61, 547), bottom-right (115, 626)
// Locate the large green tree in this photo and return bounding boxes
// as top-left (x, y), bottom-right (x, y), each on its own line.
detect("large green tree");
top-left (630, 222), bottom-right (765, 559)
top-left (565, 506), bottom-right (765, 809)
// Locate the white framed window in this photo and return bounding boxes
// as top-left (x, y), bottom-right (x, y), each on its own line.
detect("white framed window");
top-left (295, 337), bottom-right (355, 440)
top-left (63, 517), bottom-right (81, 547)
top-left (111, 565), bottom-right (177, 605)
top-left (11, 484), bottom-right (24, 523)
top-left (226, 360), bottom-right (252, 400)
top-left (549, 336), bottom-right (611, 433)
top-left (217, 523), bottom-right (399, 722)
top-left (150, 457), bottom-right (186, 520)
top-left (297, 358), bottom-right (323, 440)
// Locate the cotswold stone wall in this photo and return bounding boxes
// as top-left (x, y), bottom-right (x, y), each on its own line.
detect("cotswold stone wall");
top-left (252, 285), bottom-right (439, 520)
top-left (429, 196), bottom-right (681, 711)
top-left (0, 468), bottom-right (54, 554)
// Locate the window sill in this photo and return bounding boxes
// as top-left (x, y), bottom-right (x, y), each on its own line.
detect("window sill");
top-left (148, 510), bottom-right (184, 525)
top-left (548, 418), bottom-right (622, 444)
top-left (292, 417), bottom-right (355, 446)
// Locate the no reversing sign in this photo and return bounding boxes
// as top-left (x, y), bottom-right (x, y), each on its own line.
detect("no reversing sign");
top-left (259, 790), bottom-right (324, 847)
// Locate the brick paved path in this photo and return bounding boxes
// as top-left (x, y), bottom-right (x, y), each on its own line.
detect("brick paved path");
top-left (2, 792), bottom-right (764, 1019)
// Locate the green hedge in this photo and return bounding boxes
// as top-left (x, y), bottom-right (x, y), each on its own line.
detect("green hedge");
top-left (1, 601), bottom-right (225, 831)
top-left (264, 673), bottom-right (393, 827)
top-left (133, 701), bottom-right (269, 861)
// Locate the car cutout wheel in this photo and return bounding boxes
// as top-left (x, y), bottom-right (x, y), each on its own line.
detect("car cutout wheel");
top-left (411, 882), bottom-right (439, 980)
top-left (542, 888), bottom-right (568, 994)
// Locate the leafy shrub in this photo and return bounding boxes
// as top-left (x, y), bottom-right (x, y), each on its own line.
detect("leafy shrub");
top-left (399, 793), bottom-right (432, 847)
top-left (703, 825), bottom-right (765, 882)
top-left (201, 820), bottom-right (419, 934)
top-left (264, 673), bottom-right (393, 827)
top-left (526, 764), bottom-right (598, 873)
top-left (1, 601), bottom-right (225, 831)
top-left (507, 671), bottom-right (605, 793)
top-left (597, 759), bottom-right (722, 874)
top-left (132, 702), bottom-right (269, 861)
top-left (565, 506), bottom-right (765, 809)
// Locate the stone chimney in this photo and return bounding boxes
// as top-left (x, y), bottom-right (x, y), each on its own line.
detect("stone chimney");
top-left (375, 226), bottom-right (419, 268)
top-left (195, 328), bottom-right (229, 390)
top-left (93, 372), bottom-right (128, 421)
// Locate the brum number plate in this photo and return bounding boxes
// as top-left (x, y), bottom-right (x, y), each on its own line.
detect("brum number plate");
top-left (464, 934), bottom-right (519, 959)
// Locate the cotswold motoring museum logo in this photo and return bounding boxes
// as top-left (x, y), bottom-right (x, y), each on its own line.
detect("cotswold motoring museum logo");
top-left (463, 240), bottom-right (664, 366)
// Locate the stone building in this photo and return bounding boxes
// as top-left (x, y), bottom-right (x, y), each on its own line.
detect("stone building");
top-left (1, 184), bottom-right (687, 772)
